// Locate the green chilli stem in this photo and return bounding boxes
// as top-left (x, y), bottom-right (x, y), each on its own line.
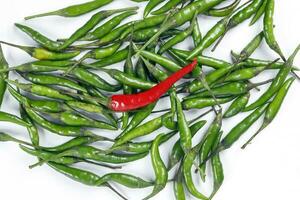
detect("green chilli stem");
top-left (63, 53), bottom-right (90, 76)
top-left (105, 184), bottom-right (128, 200)
top-left (25, 10), bottom-right (62, 20)
top-left (241, 123), bottom-right (267, 149)
top-left (0, 41), bottom-right (33, 55)
top-left (211, 0), bottom-right (253, 52)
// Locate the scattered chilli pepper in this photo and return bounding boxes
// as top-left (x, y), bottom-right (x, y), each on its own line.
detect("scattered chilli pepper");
top-left (20, 144), bottom-right (120, 169)
top-left (0, 1), bottom-right (299, 199)
top-left (108, 59), bottom-right (198, 112)
top-left (244, 45), bottom-right (300, 111)
top-left (224, 93), bottom-right (250, 118)
top-left (143, 134), bottom-right (168, 200)
top-left (0, 41), bottom-right (80, 61)
top-left (242, 77), bottom-right (295, 149)
top-left (0, 110), bottom-right (30, 127)
top-left (24, 0), bottom-right (114, 19)
top-left (204, 0), bottom-right (241, 17)
top-left (47, 162), bottom-right (128, 200)
top-left (210, 131), bottom-right (224, 199)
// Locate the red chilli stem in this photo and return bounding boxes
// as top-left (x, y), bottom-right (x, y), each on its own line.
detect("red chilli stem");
top-left (109, 59), bottom-right (198, 112)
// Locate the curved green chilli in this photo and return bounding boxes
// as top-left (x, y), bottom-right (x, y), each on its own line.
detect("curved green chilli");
top-left (168, 120), bottom-right (207, 170)
top-left (192, 17), bottom-right (202, 47)
top-left (198, 111), bottom-right (222, 181)
top-left (0, 45), bottom-right (8, 107)
top-left (95, 173), bottom-right (153, 188)
top-left (187, 14), bottom-right (232, 60)
top-left (40, 136), bottom-right (102, 152)
top-left (131, 27), bottom-right (181, 43)
top-left (7, 80), bottom-right (73, 101)
top-left (82, 15), bottom-right (166, 48)
top-left (80, 43), bottom-right (121, 62)
top-left (144, 0), bottom-right (165, 17)
top-left (224, 93), bottom-right (250, 118)
top-left (244, 45), bottom-right (300, 111)
top-left (20, 145), bottom-right (86, 165)
top-left (182, 96), bottom-right (234, 110)
top-left (48, 163), bottom-right (127, 200)
top-left (80, 11), bottom-right (137, 41)
top-left (101, 68), bottom-right (155, 90)
top-left (183, 144), bottom-right (208, 200)
top-left (109, 129), bottom-right (178, 154)
top-left (184, 82), bottom-right (248, 99)
top-left (140, 0), bottom-right (225, 51)
top-left (185, 80), bottom-right (273, 99)
top-left (89, 47), bottom-right (129, 68)
top-left (231, 52), bottom-right (299, 70)
top-left (263, 0), bottom-right (285, 61)
top-left (68, 67), bottom-right (122, 92)
top-left (143, 134), bottom-right (168, 200)
top-left (24, 106), bottom-right (94, 137)
top-left (138, 49), bottom-right (182, 72)
top-left (218, 104), bottom-right (268, 152)
top-left (48, 162), bottom-right (151, 200)
top-left (210, 131), bottom-right (224, 199)
top-left (120, 15), bottom-right (167, 40)
top-left (66, 101), bottom-right (117, 127)
top-left (40, 111), bottom-right (117, 130)
top-left (77, 22), bottom-right (134, 48)
top-left (20, 105), bottom-right (39, 146)
top-left (223, 66), bottom-right (266, 82)
top-left (236, 31), bottom-right (264, 62)
top-left (227, 0), bottom-right (263, 29)
top-left (212, 0), bottom-right (263, 48)
top-left (14, 23), bottom-right (61, 51)
top-left (37, 145), bottom-right (148, 165)
top-left (152, 0), bottom-right (182, 15)
top-left (169, 48), bottom-right (231, 69)
top-left (141, 56), bottom-right (169, 81)
top-left (242, 77), bottom-right (295, 149)
top-left (7, 61), bottom-right (74, 73)
top-left (250, 0), bottom-right (267, 25)
top-left (8, 85), bottom-right (68, 113)
top-left (20, 73), bottom-right (87, 93)
top-left (158, 14), bottom-right (196, 54)
top-left (176, 96), bottom-right (192, 153)
top-left (111, 118), bottom-right (208, 154)
top-left (61, 90), bottom-right (108, 106)
top-left (56, 8), bottom-right (138, 51)
top-left (24, 0), bottom-right (113, 19)
top-left (118, 103), bottom-right (156, 139)
top-left (0, 41), bottom-right (80, 61)
top-left (205, 0), bottom-right (241, 17)
top-left (174, 166), bottom-right (186, 200)
top-left (113, 112), bottom-right (172, 147)
top-left (0, 111), bottom-right (30, 127)
top-left (186, 64), bottom-right (241, 93)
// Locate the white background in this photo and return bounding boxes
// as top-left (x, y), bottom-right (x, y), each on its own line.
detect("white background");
top-left (0, 0), bottom-right (300, 200)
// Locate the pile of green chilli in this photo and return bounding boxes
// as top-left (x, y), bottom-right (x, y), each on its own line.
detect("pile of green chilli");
top-left (0, 0), bottom-right (299, 199)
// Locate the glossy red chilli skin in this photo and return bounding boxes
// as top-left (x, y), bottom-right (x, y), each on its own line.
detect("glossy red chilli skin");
top-left (109, 59), bottom-right (198, 112)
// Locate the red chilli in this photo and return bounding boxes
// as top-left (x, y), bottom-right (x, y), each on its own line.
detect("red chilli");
top-left (108, 59), bottom-right (198, 112)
